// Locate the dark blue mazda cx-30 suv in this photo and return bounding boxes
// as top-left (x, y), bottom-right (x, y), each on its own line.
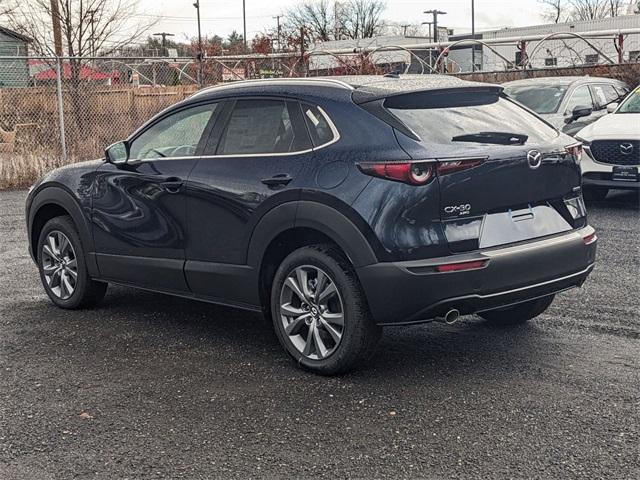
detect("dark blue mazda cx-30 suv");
top-left (26, 75), bottom-right (597, 374)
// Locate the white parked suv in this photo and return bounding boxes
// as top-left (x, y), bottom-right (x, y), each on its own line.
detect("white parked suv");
top-left (576, 86), bottom-right (640, 201)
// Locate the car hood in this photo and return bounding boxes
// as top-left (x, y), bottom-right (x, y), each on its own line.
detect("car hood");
top-left (576, 113), bottom-right (640, 140)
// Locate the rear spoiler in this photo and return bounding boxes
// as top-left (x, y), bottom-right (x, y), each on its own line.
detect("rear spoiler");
top-left (352, 84), bottom-right (504, 105)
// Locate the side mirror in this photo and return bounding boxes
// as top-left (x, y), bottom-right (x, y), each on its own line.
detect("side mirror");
top-left (105, 141), bottom-right (129, 164)
top-left (565, 105), bottom-right (593, 124)
top-left (606, 103), bottom-right (619, 114)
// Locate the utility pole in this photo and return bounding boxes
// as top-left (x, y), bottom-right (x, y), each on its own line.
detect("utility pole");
top-left (243, 0), bottom-right (247, 51)
top-left (471, 0), bottom-right (476, 71)
top-left (50, 0), bottom-right (63, 56)
top-left (88, 9), bottom-right (97, 56)
top-left (193, 0), bottom-right (204, 86)
top-left (153, 32), bottom-right (175, 56)
top-left (421, 21), bottom-right (434, 42)
top-left (400, 24), bottom-right (411, 37)
top-left (273, 15), bottom-right (282, 52)
top-left (424, 9), bottom-right (446, 43)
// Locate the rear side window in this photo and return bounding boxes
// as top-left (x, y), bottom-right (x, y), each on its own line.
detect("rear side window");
top-left (217, 99), bottom-right (311, 155)
top-left (386, 89), bottom-right (558, 146)
top-left (302, 104), bottom-right (336, 147)
top-left (591, 84), bottom-right (620, 108)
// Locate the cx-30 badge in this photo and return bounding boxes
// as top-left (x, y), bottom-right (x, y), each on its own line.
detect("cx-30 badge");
top-left (527, 150), bottom-right (542, 169)
top-left (620, 143), bottom-right (634, 155)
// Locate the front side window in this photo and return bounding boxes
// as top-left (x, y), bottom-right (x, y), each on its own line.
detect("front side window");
top-left (564, 85), bottom-right (594, 114)
top-left (387, 89), bottom-right (558, 146)
top-left (503, 84), bottom-right (568, 114)
top-left (217, 99), bottom-right (310, 155)
top-left (129, 103), bottom-right (217, 160)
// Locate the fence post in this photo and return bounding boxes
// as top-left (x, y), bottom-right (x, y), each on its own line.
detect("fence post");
top-left (55, 57), bottom-right (67, 161)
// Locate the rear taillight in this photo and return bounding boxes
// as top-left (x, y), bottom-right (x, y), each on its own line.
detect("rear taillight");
top-left (357, 157), bottom-right (486, 186)
top-left (437, 158), bottom-right (486, 175)
top-left (436, 260), bottom-right (488, 273)
top-left (566, 144), bottom-right (583, 163)
top-left (357, 162), bottom-right (434, 186)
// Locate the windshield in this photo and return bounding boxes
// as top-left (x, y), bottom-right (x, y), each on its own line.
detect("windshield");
top-left (503, 84), bottom-right (568, 114)
top-left (387, 90), bottom-right (558, 146)
top-left (617, 88), bottom-right (640, 114)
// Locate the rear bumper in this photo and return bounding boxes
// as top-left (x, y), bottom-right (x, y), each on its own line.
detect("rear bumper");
top-left (583, 172), bottom-right (640, 190)
top-left (357, 227), bottom-right (597, 325)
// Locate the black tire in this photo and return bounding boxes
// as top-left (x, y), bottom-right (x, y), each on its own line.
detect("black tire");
top-left (270, 244), bottom-right (381, 375)
top-left (479, 295), bottom-right (555, 326)
top-left (583, 187), bottom-right (608, 202)
top-left (37, 215), bottom-right (107, 309)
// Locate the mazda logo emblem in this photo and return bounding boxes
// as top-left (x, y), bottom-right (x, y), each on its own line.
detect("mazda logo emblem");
top-left (620, 143), bottom-right (634, 155)
top-left (527, 150), bottom-right (542, 169)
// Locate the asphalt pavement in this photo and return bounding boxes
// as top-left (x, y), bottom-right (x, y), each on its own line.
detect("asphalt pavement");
top-left (1, 189), bottom-right (639, 480)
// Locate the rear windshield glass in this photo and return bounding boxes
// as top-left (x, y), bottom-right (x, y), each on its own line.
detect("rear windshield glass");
top-left (387, 90), bottom-right (559, 146)
top-left (617, 88), bottom-right (640, 114)
top-left (503, 84), bottom-right (568, 114)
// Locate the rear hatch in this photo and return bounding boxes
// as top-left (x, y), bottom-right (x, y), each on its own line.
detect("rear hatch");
top-left (384, 87), bottom-right (585, 251)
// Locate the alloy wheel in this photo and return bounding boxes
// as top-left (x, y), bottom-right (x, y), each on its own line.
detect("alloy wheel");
top-left (41, 230), bottom-right (78, 300)
top-left (279, 265), bottom-right (345, 360)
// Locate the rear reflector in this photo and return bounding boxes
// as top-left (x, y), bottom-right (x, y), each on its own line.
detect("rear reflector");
top-left (436, 260), bottom-right (487, 273)
top-left (582, 232), bottom-right (597, 245)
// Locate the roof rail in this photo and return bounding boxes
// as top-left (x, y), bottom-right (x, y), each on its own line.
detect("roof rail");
top-left (191, 77), bottom-right (355, 99)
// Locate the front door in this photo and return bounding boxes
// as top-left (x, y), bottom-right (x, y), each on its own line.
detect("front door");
top-left (92, 101), bottom-right (219, 293)
top-left (184, 97), bottom-right (316, 303)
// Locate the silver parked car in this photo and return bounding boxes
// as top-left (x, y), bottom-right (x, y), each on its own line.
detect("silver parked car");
top-left (503, 77), bottom-right (630, 136)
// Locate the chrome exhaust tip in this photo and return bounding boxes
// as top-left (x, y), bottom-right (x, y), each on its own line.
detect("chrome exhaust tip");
top-left (439, 309), bottom-right (460, 325)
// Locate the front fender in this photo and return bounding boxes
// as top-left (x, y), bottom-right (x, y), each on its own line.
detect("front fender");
top-left (27, 185), bottom-right (99, 276)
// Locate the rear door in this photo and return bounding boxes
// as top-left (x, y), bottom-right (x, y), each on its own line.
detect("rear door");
top-left (184, 97), bottom-right (315, 302)
top-left (387, 88), bottom-right (581, 250)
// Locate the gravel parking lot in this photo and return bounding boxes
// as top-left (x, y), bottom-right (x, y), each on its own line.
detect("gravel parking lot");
top-left (1, 188), bottom-right (639, 480)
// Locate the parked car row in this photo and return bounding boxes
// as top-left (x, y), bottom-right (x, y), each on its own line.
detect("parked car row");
top-left (26, 74), bottom-right (610, 374)
top-left (503, 76), bottom-right (638, 201)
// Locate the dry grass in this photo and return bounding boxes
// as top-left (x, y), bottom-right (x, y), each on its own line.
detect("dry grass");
top-left (0, 151), bottom-right (76, 190)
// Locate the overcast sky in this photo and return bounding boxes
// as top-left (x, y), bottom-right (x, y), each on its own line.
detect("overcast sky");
top-left (135, 0), bottom-right (548, 43)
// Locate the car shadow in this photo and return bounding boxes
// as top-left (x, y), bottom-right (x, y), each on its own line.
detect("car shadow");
top-left (586, 189), bottom-right (639, 210)
top-left (30, 284), bottom-right (566, 386)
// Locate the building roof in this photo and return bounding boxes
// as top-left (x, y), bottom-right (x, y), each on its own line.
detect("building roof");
top-left (0, 26), bottom-right (32, 43)
top-left (29, 59), bottom-right (114, 81)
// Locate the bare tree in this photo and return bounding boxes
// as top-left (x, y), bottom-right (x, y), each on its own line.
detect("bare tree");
top-left (568, 0), bottom-right (619, 20)
top-left (285, 0), bottom-right (387, 42)
top-left (382, 22), bottom-right (425, 37)
top-left (285, 0), bottom-right (334, 42)
top-left (539, 0), bottom-right (566, 23)
top-left (340, 0), bottom-right (386, 39)
top-left (0, 0), bottom-right (13, 17)
top-left (6, 0), bottom-right (155, 57)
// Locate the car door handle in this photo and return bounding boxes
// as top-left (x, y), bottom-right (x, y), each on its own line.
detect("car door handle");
top-left (261, 174), bottom-right (293, 188)
top-left (161, 177), bottom-right (184, 193)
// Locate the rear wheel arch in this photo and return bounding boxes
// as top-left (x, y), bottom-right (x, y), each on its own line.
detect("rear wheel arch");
top-left (249, 201), bottom-right (379, 319)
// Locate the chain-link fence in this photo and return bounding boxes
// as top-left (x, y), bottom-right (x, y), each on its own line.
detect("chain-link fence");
top-left (1, 51), bottom-right (639, 189)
